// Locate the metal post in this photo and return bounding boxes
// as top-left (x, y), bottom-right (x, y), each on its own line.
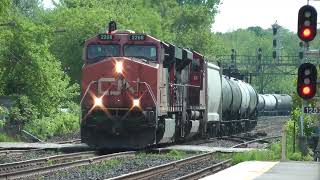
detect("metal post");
top-left (293, 120), bottom-right (296, 153)
top-left (299, 100), bottom-right (308, 155)
top-left (300, 101), bottom-right (306, 136)
top-left (281, 126), bottom-right (287, 161)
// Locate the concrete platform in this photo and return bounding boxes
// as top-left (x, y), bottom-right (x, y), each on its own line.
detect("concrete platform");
top-left (201, 161), bottom-right (320, 180)
top-left (157, 145), bottom-right (257, 153)
top-left (0, 142), bottom-right (91, 152)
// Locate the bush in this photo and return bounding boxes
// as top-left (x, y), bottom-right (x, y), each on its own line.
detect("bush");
top-left (232, 150), bottom-right (276, 164)
top-left (167, 150), bottom-right (188, 158)
top-left (289, 152), bottom-right (302, 161)
top-left (24, 105), bottom-right (79, 140)
top-left (8, 95), bottom-right (38, 125)
top-left (0, 133), bottom-right (16, 142)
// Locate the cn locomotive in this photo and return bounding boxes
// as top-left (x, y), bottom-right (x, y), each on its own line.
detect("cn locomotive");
top-left (80, 21), bottom-right (292, 149)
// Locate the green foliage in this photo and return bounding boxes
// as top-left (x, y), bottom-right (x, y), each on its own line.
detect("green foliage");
top-left (100, 159), bottom-right (121, 168)
top-left (289, 152), bottom-right (302, 161)
top-left (215, 26), bottom-right (299, 94)
top-left (232, 116), bottom-right (316, 164)
top-left (167, 150), bottom-right (188, 158)
top-left (232, 150), bottom-right (276, 164)
top-left (8, 96), bottom-right (38, 125)
top-left (24, 105), bottom-right (80, 139)
top-left (0, 133), bottom-right (16, 142)
top-left (0, 106), bottom-right (8, 122)
top-left (288, 108), bottom-right (318, 137)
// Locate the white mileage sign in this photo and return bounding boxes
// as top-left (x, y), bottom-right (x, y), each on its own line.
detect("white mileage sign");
top-left (304, 107), bottom-right (320, 114)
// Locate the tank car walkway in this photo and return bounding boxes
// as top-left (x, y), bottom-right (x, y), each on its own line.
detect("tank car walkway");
top-left (201, 161), bottom-right (320, 180)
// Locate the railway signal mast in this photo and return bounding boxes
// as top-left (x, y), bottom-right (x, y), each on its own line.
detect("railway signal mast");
top-left (297, 4), bottom-right (319, 158)
top-left (297, 4), bottom-right (318, 100)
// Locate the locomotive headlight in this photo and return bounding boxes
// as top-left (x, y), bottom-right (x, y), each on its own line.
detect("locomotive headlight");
top-left (94, 97), bottom-right (103, 107)
top-left (115, 61), bottom-right (123, 74)
top-left (132, 98), bottom-right (140, 107)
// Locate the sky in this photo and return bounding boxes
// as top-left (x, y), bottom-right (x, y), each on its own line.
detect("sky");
top-left (43, 0), bottom-right (320, 33)
top-left (212, 0), bottom-right (320, 33)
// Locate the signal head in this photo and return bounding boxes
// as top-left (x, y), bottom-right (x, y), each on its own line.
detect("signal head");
top-left (298, 5), bottom-right (317, 42)
top-left (297, 63), bottom-right (317, 99)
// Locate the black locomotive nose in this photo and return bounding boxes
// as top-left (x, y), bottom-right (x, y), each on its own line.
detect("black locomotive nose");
top-left (111, 118), bottom-right (123, 135)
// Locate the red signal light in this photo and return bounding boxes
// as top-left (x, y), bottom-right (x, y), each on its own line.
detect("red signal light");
top-left (302, 86), bottom-right (311, 95)
top-left (302, 28), bottom-right (311, 38)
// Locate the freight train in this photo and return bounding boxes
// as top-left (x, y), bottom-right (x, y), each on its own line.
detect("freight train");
top-left (257, 94), bottom-right (292, 116)
top-left (80, 21), bottom-right (292, 149)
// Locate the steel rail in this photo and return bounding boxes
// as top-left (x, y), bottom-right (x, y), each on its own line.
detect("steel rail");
top-left (231, 135), bottom-right (281, 148)
top-left (108, 151), bottom-right (218, 180)
top-left (0, 151), bottom-right (135, 180)
top-left (55, 139), bottom-right (81, 144)
top-left (0, 151), bottom-right (97, 174)
top-left (0, 149), bottom-right (41, 156)
top-left (173, 159), bottom-right (232, 180)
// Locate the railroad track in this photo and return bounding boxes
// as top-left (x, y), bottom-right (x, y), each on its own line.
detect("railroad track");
top-left (0, 151), bottom-right (135, 179)
top-left (55, 138), bottom-right (81, 144)
top-left (0, 149), bottom-right (42, 156)
top-left (108, 152), bottom-right (232, 180)
top-left (231, 135), bottom-right (281, 148)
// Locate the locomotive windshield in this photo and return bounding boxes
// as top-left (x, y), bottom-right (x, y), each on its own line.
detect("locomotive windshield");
top-left (87, 44), bottom-right (120, 63)
top-left (124, 45), bottom-right (157, 62)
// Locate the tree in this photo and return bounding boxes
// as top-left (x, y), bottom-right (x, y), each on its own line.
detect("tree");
top-left (1, 18), bottom-right (78, 116)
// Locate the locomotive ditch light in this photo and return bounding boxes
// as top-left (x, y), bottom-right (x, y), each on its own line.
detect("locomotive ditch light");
top-left (115, 61), bottom-right (123, 74)
top-left (94, 97), bottom-right (103, 107)
top-left (132, 98), bottom-right (140, 107)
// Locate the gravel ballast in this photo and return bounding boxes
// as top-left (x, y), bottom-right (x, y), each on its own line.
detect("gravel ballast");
top-left (0, 150), bottom-right (61, 164)
top-left (28, 152), bottom-right (198, 180)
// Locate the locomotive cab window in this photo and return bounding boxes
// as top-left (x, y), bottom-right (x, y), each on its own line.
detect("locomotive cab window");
top-left (124, 45), bottom-right (157, 62)
top-left (87, 44), bottom-right (120, 63)
top-left (191, 60), bottom-right (200, 72)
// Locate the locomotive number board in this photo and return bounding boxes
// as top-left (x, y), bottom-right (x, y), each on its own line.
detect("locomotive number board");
top-left (129, 34), bottom-right (146, 41)
top-left (304, 107), bottom-right (320, 114)
top-left (98, 34), bottom-right (113, 40)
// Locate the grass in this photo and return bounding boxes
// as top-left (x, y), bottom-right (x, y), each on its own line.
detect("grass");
top-left (100, 159), bottom-right (121, 168)
top-left (166, 150), bottom-right (188, 158)
top-left (0, 133), bottom-right (16, 142)
top-left (137, 150), bottom-right (192, 159)
top-left (232, 150), bottom-right (277, 164)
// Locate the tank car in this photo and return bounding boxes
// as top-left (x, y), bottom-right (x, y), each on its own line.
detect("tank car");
top-left (272, 94), bottom-right (293, 115)
top-left (220, 76), bottom-right (258, 135)
top-left (257, 94), bottom-right (292, 116)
